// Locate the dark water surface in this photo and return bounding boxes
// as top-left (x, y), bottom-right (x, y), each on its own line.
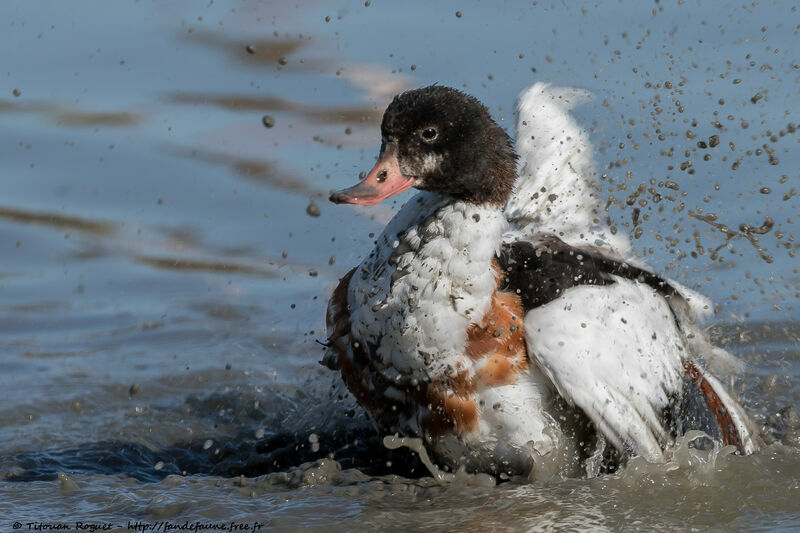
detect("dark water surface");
top-left (1, 1), bottom-right (798, 531)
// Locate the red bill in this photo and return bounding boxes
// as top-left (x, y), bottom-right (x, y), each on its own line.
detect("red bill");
top-left (330, 145), bottom-right (416, 206)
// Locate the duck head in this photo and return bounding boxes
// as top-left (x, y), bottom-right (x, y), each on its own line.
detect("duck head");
top-left (330, 85), bottom-right (518, 207)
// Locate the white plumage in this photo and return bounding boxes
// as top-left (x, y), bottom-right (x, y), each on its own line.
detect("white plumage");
top-left (507, 83), bottom-right (630, 257)
top-left (347, 193), bottom-right (507, 379)
top-left (508, 83), bottom-right (755, 460)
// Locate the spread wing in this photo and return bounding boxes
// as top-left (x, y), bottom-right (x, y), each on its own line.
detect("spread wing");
top-left (498, 238), bottom-right (756, 459)
top-left (505, 82), bottom-right (631, 259)
top-left (503, 82), bottom-right (756, 458)
top-left (506, 81), bottom-right (719, 326)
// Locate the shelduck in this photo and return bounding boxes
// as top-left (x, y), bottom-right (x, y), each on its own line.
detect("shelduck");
top-left (323, 83), bottom-right (757, 477)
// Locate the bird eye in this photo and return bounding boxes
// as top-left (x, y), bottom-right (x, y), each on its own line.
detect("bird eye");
top-left (421, 127), bottom-right (438, 141)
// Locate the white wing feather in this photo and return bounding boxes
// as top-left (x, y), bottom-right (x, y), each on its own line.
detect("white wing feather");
top-left (523, 279), bottom-right (686, 461)
top-left (505, 83), bottom-right (631, 259)
top-left (507, 82), bottom-right (717, 324)
top-left (509, 83), bottom-right (754, 458)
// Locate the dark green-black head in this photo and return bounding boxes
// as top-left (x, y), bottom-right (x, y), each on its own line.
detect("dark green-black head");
top-left (330, 85), bottom-right (518, 207)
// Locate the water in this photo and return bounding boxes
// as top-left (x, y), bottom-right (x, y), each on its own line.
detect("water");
top-left (1, 0), bottom-right (798, 530)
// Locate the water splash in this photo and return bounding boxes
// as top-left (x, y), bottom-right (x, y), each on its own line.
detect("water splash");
top-left (382, 435), bottom-right (496, 487)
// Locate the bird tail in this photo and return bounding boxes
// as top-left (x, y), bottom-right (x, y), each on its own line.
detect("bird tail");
top-left (682, 359), bottom-right (758, 454)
